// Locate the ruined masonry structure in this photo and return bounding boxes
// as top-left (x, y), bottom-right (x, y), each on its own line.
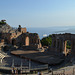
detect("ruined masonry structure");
top-left (51, 33), bottom-right (75, 56)
top-left (0, 25), bottom-right (42, 49)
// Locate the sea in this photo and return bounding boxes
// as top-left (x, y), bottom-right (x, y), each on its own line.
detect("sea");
top-left (27, 26), bottom-right (75, 39)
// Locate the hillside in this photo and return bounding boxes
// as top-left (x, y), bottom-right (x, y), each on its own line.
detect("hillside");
top-left (0, 20), bottom-right (15, 33)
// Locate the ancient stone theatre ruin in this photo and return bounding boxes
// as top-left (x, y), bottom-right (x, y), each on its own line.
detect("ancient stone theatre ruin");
top-left (51, 33), bottom-right (75, 56)
top-left (0, 22), bottom-right (42, 50)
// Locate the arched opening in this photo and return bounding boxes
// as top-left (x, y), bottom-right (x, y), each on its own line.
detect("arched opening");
top-left (64, 40), bottom-right (71, 56)
top-left (12, 39), bottom-right (16, 45)
top-left (5, 37), bottom-right (9, 44)
top-left (25, 36), bottom-right (29, 46)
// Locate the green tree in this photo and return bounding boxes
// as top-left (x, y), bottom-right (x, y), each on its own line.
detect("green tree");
top-left (0, 21), bottom-right (6, 25)
top-left (66, 40), bottom-right (71, 49)
top-left (41, 35), bottom-right (52, 46)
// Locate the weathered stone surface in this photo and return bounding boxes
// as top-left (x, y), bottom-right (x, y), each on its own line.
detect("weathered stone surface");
top-left (49, 33), bottom-right (75, 56)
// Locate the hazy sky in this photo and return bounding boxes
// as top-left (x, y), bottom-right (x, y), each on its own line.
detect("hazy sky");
top-left (0, 0), bottom-right (75, 27)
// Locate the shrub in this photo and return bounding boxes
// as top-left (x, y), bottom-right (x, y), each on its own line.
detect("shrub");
top-left (41, 35), bottom-right (52, 46)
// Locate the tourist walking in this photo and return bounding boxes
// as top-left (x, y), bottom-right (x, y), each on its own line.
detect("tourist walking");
top-left (38, 72), bottom-right (42, 75)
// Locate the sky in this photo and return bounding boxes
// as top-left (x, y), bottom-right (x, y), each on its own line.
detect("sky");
top-left (0, 0), bottom-right (75, 27)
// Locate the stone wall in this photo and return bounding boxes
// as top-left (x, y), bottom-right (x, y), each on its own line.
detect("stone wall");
top-left (18, 25), bottom-right (27, 33)
top-left (50, 33), bottom-right (75, 56)
top-left (0, 26), bottom-right (42, 49)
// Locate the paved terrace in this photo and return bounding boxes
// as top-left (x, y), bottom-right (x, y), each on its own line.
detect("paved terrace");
top-left (11, 50), bottom-right (64, 65)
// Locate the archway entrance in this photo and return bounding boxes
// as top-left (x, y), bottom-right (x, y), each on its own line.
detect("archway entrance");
top-left (64, 40), bottom-right (71, 56)
top-left (12, 39), bottom-right (16, 45)
top-left (25, 36), bottom-right (29, 46)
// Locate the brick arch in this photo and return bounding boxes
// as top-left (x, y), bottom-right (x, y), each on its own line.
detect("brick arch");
top-left (25, 36), bottom-right (29, 46)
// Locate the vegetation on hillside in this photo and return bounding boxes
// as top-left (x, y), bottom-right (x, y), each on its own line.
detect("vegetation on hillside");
top-left (0, 21), bottom-right (6, 25)
top-left (0, 20), bottom-right (6, 28)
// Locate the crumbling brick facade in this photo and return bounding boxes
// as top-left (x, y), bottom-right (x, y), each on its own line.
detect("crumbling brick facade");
top-left (0, 25), bottom-right (42, 49)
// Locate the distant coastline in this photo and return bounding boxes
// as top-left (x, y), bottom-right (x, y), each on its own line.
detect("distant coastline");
top-left (27, 26), bottom-right (75, 39)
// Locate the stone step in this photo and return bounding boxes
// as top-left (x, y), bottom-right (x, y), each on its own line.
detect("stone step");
top-left (22, 46), bottom-right (36, 50)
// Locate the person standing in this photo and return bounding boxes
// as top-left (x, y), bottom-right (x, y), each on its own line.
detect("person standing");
top-left (38, 72), bottom-right (42, 75)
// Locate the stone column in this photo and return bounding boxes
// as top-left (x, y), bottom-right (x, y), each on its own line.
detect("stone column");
top-left (56, 39), bottom-right (60, 52)
top-left (51, 38), bottom-right (56, 51)
top-left (59, 39), bottom-right (63, 52)
top-left (59, 40), bottom-right (62, 52)
top-left (62, 40), bottom-right (65, 53)
top-left (71, 39), bottom-right (75, 56)
top-left (57, 39), bottom-right (61, 52)
top-left (61, 40), bottom-right (66, 55)
top-left (64, 41), bottom-right (67, 56)
top-left (55, 39), bottom-right (58, 51)
top-left (60, 39), bottom-right (64, 53)
top-left (71, 40), bottom-right (74, 53)
top-left (51, 39), bottom-right (55, 47)
top-left (51, 39), bottom-right (54, 47)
